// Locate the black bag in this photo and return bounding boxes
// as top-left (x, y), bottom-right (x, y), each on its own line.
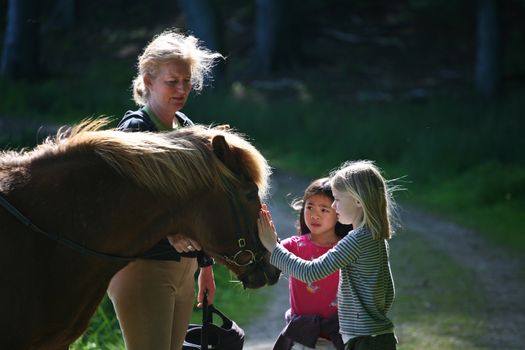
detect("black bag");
top-left (183, 293), bottom-right (244, 350)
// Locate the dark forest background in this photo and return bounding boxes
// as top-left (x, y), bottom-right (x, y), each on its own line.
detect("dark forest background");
top-left (2, 0), bottom-right (525, 97)
top-left (1, 1), bottom-right (524, 348)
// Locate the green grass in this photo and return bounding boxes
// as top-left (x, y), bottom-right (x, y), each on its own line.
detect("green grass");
top-left (0, 61), bottom-right (131, 123)
top-left (188, 264), bottom-right (271, 326)
top-left (407, 162), bottom-right (525, 251)
top-left (390, 229), bottom-right (488, 349)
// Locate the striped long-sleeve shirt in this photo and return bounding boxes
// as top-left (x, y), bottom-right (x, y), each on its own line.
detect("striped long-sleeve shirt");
top-left (270, 226), bottom-right (395, 338)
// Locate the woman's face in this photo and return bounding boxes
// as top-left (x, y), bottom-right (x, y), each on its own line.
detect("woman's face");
top-left (145, 60), bottom-right (192, 115)
top-left (331, 188), bottom-right (363, 226)
top-left (304, 194), bottom-right (338, 237)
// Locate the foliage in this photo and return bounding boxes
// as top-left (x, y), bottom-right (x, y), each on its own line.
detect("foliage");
top-left (0, 60), bottom-right (131, 124)
top-left (70, 296), bottom-right (123, 350)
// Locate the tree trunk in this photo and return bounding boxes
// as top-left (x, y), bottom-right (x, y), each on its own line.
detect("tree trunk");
top-left (45, 0), bottom-right (76, 31)
top-left (475, 0), bottom-right (501, 97)
top-left (0, 0), bottom-right (40, 79)
top-left (254, 0), bottom-right (280, 76)
top-left (179, 0), bottom-right (221, 53)
top-left (178, 0), bottom-right (224, 80)
top-left (254, 0), bottom-right (308, 76)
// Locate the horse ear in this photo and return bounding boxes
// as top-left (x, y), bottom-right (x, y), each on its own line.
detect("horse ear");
top-left (212, 135), bottom-right (240, 173)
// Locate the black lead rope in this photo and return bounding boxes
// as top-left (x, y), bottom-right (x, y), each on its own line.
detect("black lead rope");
top-left (0, 193), bottom-right (165, 262)
top-left (201, 291), bottom-right (209, 350)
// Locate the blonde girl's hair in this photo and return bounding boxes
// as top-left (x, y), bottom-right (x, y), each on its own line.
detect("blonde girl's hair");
top-left (132, 29), bottom-right (224, 105)
top-left (330, 160), bottom-right (399, 240)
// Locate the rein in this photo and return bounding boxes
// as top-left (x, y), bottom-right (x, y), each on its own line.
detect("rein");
top-left (0, 193), bottom-right (159, 262)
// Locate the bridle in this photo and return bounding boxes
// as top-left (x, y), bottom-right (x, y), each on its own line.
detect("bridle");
top-left (221, 236), bottom-right (258, 267)
top-left (217, 182), bottom-right (269, 283)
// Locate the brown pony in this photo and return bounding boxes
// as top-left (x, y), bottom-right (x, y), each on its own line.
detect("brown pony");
top-left (0, 119), bottom-right (280, 350)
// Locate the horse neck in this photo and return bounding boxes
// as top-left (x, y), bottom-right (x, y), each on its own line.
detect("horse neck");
top-left (5, 150), bottom-right (217, 258)
top-left (9, 153), bottom-right (159, 254)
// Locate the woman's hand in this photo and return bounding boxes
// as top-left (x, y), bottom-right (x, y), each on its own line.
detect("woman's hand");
top-left (167, 233), bottom-right (202, 253)
top-left (257, 204), bottom-right (279, 252)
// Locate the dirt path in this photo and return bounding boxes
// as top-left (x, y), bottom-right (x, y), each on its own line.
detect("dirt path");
top-left (243, 170), bottom-right (525, 350)
top-left (401, 207), bottom-right (525, 349)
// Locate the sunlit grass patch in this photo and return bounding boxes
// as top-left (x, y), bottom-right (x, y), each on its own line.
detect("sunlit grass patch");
top-left (408, 162), bottom-right (525, 252)
top-left (390, 229), bottom-right (488, 350)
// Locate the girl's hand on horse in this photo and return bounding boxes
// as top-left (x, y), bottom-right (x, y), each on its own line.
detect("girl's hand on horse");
top-left (257, 204), bottom-right (279, 252)
top-left (167, 233), bottom-right (202, 253)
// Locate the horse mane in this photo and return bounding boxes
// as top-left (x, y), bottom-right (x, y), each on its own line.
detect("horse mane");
top-left (0, 118), bottom-right (271, 199)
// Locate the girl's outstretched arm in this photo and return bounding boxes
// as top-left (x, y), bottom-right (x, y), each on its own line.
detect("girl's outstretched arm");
top-left (259, 203), bottom-right (358, 283)
top-left (257, 204), bottom-right (279, 252)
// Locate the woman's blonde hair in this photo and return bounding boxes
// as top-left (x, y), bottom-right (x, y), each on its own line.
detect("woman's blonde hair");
top-left (330, 160), bottom-right (399, 240)
top-left (132, 29), bottom-right (224, 105)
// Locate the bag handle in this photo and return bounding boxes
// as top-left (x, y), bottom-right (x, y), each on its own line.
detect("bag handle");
top-left (203, 292), bottom-right (232, 325)
top-left (206, 304), bottom-right (233, 328)
top-left (201, 291), bottom-right (209, 349)
top-left (201, 291), bottom-right (235, 349)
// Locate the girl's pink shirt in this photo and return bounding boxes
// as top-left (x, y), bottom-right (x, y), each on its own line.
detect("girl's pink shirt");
top-left (282, 234), bottom-right (339, 319)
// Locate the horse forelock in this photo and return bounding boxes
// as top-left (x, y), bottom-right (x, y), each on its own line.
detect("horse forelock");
top-left (0, 119), bottom-right (271, 199)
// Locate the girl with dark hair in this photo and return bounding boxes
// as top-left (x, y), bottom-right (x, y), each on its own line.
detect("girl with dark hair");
top-left (273, 178), bottom-right (351, 350)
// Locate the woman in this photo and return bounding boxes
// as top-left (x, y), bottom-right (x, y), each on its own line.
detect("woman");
top-left (108, 29), bottom-right (224, 350)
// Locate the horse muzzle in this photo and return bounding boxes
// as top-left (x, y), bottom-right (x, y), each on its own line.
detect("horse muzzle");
top-left (238, 261), bottom-right (281, 289)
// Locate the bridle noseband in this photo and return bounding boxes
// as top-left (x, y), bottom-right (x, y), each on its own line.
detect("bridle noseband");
top-left (222, 238), bottom-right (262, 267)
top-left (220, 189), bottom-right (266, 268)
